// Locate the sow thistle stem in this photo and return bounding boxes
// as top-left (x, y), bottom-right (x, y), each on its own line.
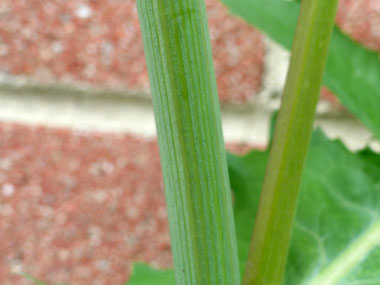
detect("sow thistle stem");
top-left (137, 0), bottom-right (240, 284)
top-left (243, 0), bottom-right (339, 284)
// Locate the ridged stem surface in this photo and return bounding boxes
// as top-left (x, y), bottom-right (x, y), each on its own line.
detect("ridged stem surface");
top-left (137, 1), bottom-right (241, 284)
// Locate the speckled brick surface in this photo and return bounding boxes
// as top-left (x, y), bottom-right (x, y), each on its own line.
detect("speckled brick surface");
top-left (0, 123), bottom-right (252, 284)
top-left (0, 123), bottom-right (171, 284)
top-left (1, 0), bottom-right (379, 104)
top-left (337, 0), bottom-right (380, 51)
top-left (0, 0), bottom-right (264, 103)
top-left (0, 1), bottom-right (379, 284)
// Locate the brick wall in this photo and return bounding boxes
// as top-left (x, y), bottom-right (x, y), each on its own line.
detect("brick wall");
top-left (0, 0), bottom-right (379, 284)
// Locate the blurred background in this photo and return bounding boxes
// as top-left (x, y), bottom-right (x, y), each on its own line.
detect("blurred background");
top-left (0, 0), bottom-right (379, 284)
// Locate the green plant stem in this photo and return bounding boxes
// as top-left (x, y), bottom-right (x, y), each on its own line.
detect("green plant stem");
top-left (136, 1), bottom-right (240, 284)
top-left (243, 0), bottom-right (339, 284)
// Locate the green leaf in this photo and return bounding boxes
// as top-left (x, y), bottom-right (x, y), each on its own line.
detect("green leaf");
top-left (128, 264), bottom-right (175, 285)
top-left (227, 151), bottom-right (267, 276)
top-left (358, 148), bottom-right (380, 182)
top-left (221, 0), bottom-right (380, 140)
top-left (127, 130), bottom-right (380, 284)
top-left (229, 130), bottom-right (380, 284)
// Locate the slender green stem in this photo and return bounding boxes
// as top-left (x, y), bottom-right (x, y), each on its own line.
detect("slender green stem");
top-left (137, 1), bottom-right (240, 284)
top-left (243, 0), bottom-right (339, 284)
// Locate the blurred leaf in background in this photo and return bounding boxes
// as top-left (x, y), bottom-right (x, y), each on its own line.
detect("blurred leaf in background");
top-left (221, 0), bottom-right (380, 141)
top-left (128, 0), bottom-right (380, 283)
top-left (229, 130), bottom-right (380, 284)
top-left (129, 129), bottom-right (380, 284)
top-left (128, 264), bottom-right (174, 285)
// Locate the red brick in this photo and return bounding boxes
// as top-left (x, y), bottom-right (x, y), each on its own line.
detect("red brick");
top-left (337, 0), bottom-right (380, 51)
top-left (0, 0), bottom-right (264, 103)
top-left (0, 123), bottom-right (170, 284)
top-left (0, 123), bottom-right (254, 284)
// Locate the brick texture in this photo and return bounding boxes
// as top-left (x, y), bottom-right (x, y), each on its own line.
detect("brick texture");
top-left (0, 123), bottom-right (252, 284)
top-left (0, 1), bottom-right (379, 284)
top-left (337, 0), bottom-right (380, 51)
top-left (0, 0), bottom-right (264, 103)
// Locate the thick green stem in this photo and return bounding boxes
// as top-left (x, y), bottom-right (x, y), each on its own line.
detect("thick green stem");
top-left (137, 1), bottom-right (240, 284)
top-left (243, 0), bottom-right (339, 284)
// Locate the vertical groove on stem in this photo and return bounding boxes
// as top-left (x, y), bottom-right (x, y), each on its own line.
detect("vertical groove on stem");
top-left (137, 0), bottom-right (240, 284)
top-left (243, 0), bottom-right (339, 284)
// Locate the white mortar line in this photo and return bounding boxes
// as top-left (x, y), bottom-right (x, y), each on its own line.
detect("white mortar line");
top-left (0, 92), bottom-right (157, 138)
top-left (254, 37), bottom-right (289, 108)
top-left (0, 36), bottom-right (379, 150)
top-left (0, 90), bottom-right (270, 145)
top-left (0, 90), bottom-right (379, 151)
top-left (255, 37), bottom-right (340, 114)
